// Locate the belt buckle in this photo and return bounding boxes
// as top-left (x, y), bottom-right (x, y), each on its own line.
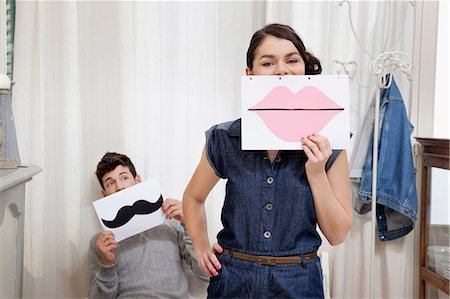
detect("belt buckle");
top-left (258, 256), bottom-right (277, 266)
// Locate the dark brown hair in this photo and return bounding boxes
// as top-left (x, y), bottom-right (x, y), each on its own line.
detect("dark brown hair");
top-left (95, 152), bottom-right (137, 189)
top-left (246, 23), bottom-right (322, 75)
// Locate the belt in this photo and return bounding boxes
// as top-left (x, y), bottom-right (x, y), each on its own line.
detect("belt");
top-left (222, 249), bottom-right (317, 266)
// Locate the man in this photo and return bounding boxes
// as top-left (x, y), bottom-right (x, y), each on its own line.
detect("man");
top-left (88, 152), bottom-right (208, 298)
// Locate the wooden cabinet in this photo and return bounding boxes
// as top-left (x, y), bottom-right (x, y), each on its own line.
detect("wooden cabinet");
top-left (0, 165), bottom-right (42, 298)
top-left (416, 138), bottom-right (450, 299)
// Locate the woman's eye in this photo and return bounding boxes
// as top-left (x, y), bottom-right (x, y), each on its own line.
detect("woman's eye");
top-left (261, 62), bottom-right (273, 67)
top-left (287, 59), bottom-right (298, 64)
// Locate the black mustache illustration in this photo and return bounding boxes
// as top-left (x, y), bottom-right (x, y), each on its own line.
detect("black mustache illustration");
top-left (101, 195), bottom-right (163, 228)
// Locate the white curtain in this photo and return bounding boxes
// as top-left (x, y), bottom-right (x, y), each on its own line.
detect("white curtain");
top-left (5, 1), bottom-right (416, 298)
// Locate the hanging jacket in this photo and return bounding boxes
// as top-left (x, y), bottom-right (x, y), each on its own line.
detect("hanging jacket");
top-left (356, 75), bottom-right (417, 241)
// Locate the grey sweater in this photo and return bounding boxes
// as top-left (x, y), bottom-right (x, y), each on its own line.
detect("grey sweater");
top-left (88, 219), bottom-right (208, 298)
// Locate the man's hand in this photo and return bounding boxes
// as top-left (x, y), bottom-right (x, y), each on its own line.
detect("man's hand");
top-left (95, 231), bottom-right (118, 267)
top-left (162, 198), bottom-right (184, 224)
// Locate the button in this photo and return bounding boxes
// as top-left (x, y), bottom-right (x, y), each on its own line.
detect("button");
top-left (275, 156), bottom-right (281, 163)
top-left (266, 177), bottom-right (274, 184)
top-left (263, 231), bottom-right (272, 239)
top-left (265, 203), bottom-right (273, 211)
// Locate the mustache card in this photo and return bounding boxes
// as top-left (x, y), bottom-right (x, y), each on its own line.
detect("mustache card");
top-left (93, 178), bottom-right (165, 242)
top-left (241, 75), bottom-right (349, 150)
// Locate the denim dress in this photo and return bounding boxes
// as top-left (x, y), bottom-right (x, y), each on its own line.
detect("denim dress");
top-left (205, 119), bottom-right (341, 299)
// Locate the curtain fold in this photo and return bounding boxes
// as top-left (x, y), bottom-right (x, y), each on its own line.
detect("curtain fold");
top-left (8, 1), bottom-right (415, 298)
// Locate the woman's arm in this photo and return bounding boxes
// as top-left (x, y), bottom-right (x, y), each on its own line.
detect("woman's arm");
top-left (183, 147), bottom-right (222, 276)
top-left (302, 135), bottom-right (353, 245)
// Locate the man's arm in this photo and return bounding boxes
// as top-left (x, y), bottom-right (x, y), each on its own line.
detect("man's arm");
top-left (87, 233), bottom-right (119, 299)
top-left (172, 220), bottom-right (210, 282)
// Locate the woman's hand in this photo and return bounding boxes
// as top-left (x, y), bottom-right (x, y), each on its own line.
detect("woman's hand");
top-left (301, 134), bottom-right (332, 176)
top-left (197, 243), bottom-right (223, 277)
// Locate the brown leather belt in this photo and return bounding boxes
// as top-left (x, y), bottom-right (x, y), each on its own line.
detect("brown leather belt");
top-left (222, 249), bottom-right (317, 266)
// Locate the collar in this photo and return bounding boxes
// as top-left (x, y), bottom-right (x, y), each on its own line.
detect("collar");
top-left (380, 74), bottom-right (402, 106)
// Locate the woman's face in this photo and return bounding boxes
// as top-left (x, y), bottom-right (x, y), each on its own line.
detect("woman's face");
top-left (248, 35), bottom-right (305, 76)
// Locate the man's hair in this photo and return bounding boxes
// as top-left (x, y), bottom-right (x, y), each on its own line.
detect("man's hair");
top-left (95, 152), bottom-right (137, 189)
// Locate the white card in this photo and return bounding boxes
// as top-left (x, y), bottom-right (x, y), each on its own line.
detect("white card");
top-left (92, 178), bottom-right (165, 242)
top-left (241, 75), bottom-right (350, 150)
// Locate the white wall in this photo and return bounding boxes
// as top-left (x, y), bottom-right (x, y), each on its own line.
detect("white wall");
top-left (433, 1), bottom-right (449, 139)
top-left (430, 0), bottom-right (449, 230)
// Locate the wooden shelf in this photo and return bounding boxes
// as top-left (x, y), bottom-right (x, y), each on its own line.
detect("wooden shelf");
top-left (416, 138), bottom-right (450, 299)
top-left (420, 267), bottom-right (450, 294)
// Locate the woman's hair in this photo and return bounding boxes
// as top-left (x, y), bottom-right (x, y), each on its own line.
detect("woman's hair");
top-left (246, 23), bottom-right (322, 75)
top-left (95, 152), bottom-right (137, 189)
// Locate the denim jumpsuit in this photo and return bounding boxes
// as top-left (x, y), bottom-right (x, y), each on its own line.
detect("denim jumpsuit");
top-left (205, 119), bottom-right (341, 299)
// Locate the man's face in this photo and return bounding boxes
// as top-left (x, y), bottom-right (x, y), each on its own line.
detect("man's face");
top-left (101, 165), bottom-right (141, 196)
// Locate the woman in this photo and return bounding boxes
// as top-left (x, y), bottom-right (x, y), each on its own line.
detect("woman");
top-left (183, 23), bottom-right (352, 299)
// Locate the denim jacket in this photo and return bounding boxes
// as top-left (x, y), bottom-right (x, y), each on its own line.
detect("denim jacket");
top-left (357, 76), bottom-right (417, 241)
top-left (205, 119), bottom-right (341, 255)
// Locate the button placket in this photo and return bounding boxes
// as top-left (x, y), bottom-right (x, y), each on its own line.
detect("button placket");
top-left (260, 157), bottom-right (275, 251)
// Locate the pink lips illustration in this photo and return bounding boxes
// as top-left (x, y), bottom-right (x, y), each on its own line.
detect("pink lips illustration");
top-left (249, 86), bottom-right (343, 142)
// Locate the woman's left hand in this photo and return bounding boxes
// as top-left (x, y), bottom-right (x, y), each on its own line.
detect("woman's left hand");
top-left (301, 134), bottom-right (332, 176)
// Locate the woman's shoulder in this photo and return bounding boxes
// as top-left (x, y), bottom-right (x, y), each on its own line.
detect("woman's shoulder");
top-left (207, 118), bottom-right (241, 137)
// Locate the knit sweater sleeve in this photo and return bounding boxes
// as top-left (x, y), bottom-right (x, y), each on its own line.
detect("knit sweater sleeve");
top-left (87, 234), bottom-right (119, 299)
top-left (171, 221), bottom-right (210, 282)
